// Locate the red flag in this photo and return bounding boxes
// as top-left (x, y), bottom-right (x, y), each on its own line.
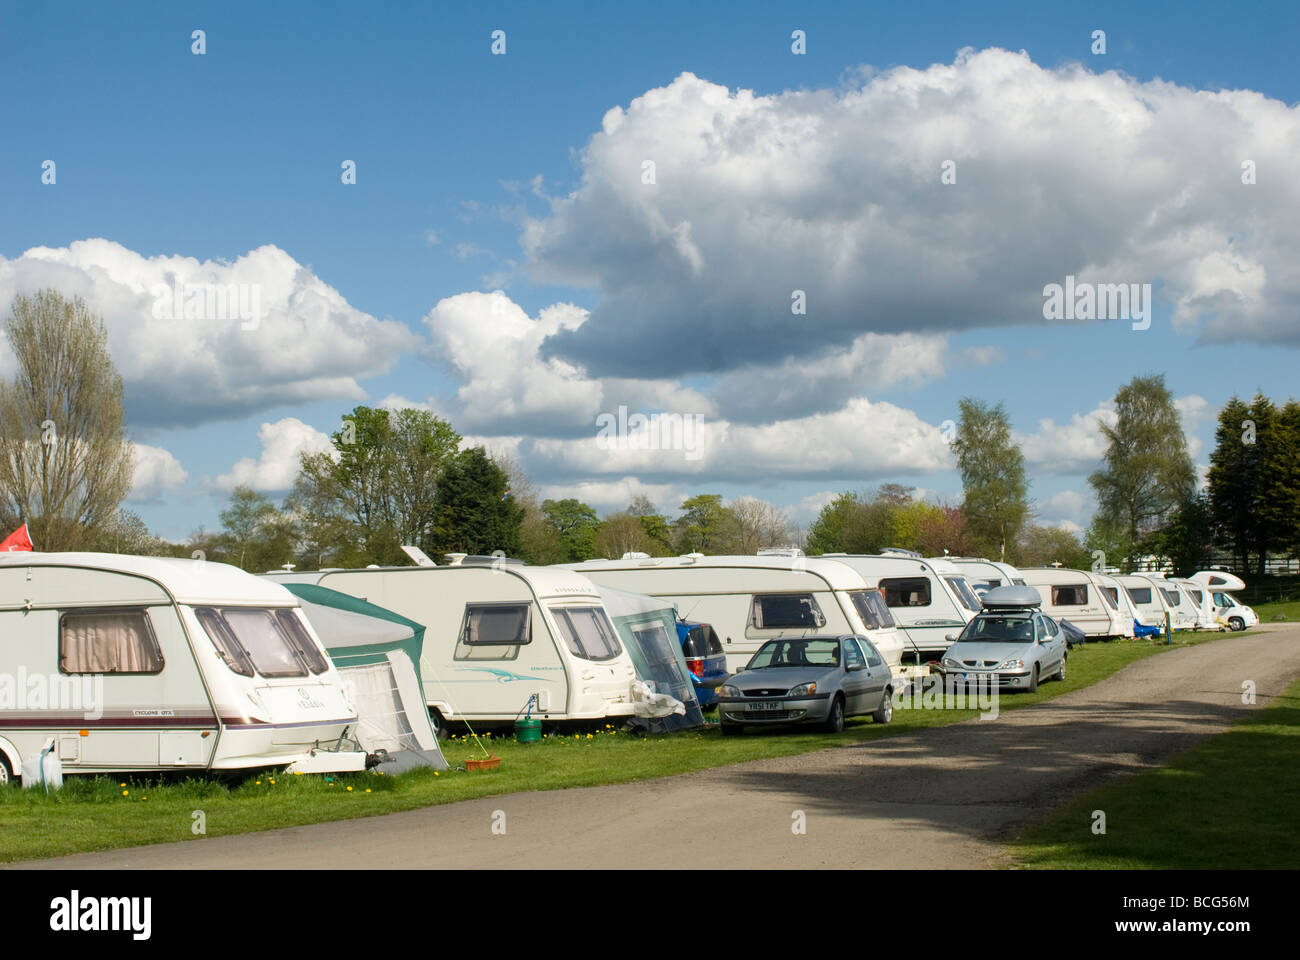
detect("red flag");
top-left (0, 524), bottom-right (33, 552)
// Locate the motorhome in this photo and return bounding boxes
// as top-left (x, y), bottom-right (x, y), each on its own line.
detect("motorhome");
top-left (556, 554), bottom-right (904, 673)
top-left (947, 558), bottom-right (1028, 593)
top-left (1018, 567), bottom-right (1129, 639)
top-left (815, 555), bottom-right (983, 659)
top-left (1187, 569), bottom-right (1258, 630)
top-left (266, 559), bottom-right (645, 725)
top-left (0, 553), bottom-right (363, 786)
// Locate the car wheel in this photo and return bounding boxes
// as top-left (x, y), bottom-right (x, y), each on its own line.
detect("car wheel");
top-left (823, 695), bottom-right (845, 733)
top-left (720, 721), bottom-right (742, 736)
top-left (872, 688), bottom-right (893, 724)
top-left (1229, 617), bottom-right (1245, 632)
top-left (1027, 664), bottom-right (1039, 693)
top-left (1055, 656), bottom-right (1066, 682)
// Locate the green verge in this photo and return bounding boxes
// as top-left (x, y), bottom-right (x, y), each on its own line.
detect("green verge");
top-left (1008, 673), bottom-right (1300, 869)
top-left (1254, 600), bottom-right (1300, 624)
top-left (0, 629), bottom-right (1229, 864)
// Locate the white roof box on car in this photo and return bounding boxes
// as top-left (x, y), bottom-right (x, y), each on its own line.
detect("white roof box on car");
top-left (979, 585), bottom-right (1043, 609)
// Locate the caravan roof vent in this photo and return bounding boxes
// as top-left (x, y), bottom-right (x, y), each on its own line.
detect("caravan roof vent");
top-left (880, 547), bottom-right (922, 558)
top-left (757, 548), bottom-right (804, 557)
top-left (444, 553), bottom-right (468, 566)
top-left (621, 552), bottom-right (651, 560)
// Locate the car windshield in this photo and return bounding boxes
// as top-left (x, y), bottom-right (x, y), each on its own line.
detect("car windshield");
top-left (957, 612), bottom-right (1035, 643)
top-left (746, 638), bottom-right (841, 669)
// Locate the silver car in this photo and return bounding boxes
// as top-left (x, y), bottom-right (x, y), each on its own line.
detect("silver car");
top-left (717, 635), bottom-right (894, 734)
top-left (935, 585), bottom-right (1067, 692)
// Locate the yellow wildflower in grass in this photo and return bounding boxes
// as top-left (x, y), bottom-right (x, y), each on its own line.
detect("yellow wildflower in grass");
top-left (366, 788), bottom-right (371, 793)
top-left (346, 786), bottom-right (353, 792)
top-left (121, 790), bottom-right (128, 796)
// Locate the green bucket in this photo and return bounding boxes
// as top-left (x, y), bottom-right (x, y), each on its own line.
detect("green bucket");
top-left (515, 716), bottom-right (542, 744)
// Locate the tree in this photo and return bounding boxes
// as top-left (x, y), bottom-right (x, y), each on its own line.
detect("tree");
top-left (1258, 398), bottom-right (1300, 571)
top-left (1016, 524), bottom-right (1091, 569)
top-left (1206, 395), bottom-right (1258, 574)
top-left (806, 492), bottom-right (862, 554)
top-left (913, 503), bottom-right (978, 557)
top-left (1148, 492), bottom-right (1214, 577)
top-left (88, 509), bottom-right (168, 556)
top-left (430, 446), bottom-right (522, 556)
top-left (593, 511), bottom-right (656, 559)
top-left (950, 398), bottom-right (1029, 561)
top-left (628, 495), bottom-right (673, 554)
top-left (1088, 374), bottom-right (1196, 566)
top-left (541, 498), bottom-right (601, 561)
top-left (671, 494), bottom-right (740, 554)
top-left (729, 496), bottom-right (794, 553)
top-left (219, 485), bottom-right (278, 569)
top-left (293, 405), bottom-right (461, 564)
top-left (0, 291), bottom-right (134, 549)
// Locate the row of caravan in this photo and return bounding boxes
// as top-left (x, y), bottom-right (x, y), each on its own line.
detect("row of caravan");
top-left (0, 549), bottom-right (1258, 784)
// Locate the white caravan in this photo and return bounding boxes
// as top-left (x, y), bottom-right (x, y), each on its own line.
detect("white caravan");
top-left (1147, 574), bottom-right (1198, 631)
top-left (816, 555), bottom-right (982, 658)
top-left (1117, 574), bottom-right (1177, 631)
top-left (557, 555), bottom-right (903, 673)
top-left (0, 553), bottom-right (362, 786)
top-left (948, 558), bottom-right (1028, 593)
top-left (1093, 573), bottom-right (1139, 638)
top-left (266, 561), bottom-right (643, 724)
top-left (1019, 568), bottom-right (1127, 638)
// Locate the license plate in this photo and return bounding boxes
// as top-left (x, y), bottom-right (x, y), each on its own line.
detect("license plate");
top-left (747, 700), bottom-right (782, 711)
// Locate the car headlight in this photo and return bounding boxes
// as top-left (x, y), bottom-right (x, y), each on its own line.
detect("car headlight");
top-left (721, 684), bottom-right (743, 698)
top-left (998, 658), bottom-right (1024, 670)
top-left (788, 682), bottom-right (817, 697)
top-left (942, 657), bottom-right (961, 668)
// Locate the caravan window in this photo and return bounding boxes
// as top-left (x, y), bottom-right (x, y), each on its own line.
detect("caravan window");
top-left (1103, 587), bottom-right (1119, 606)
top-left (1051, 585), bottom-right (1088, 606)
top-left (455, 603), bottom-right (531, 661)
top-left (880, 577), bottom-right (931, 607)
top-left (1126, 586), bottom-right (1153, 605)
top-left (274, 609), bottom-right (331, 675)
top-left (848, 590), bottom-right (896, 630)
top-left (945, 577), bottom-right (982, 613)
top-left (553, 607), bottom-right (623, 662)
top-left (220, 609), bottom-right (310, 678)
top-left (749, 593), bottom-right (826, 629)
top-left (1161, 589), bottom-right (1182, 607)
top-left (196, 608), bottom-right (255, 677)
top-left (1097, 586), bottom-right (1118, 610)
top-left (1186, 588), bottom-right (1204, 604)
top-left (59, 609), bottom-right (164, 675)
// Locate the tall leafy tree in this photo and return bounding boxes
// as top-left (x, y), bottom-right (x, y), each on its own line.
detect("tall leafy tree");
top-left (1148, 492), bottom-right (1214, 577)
top-left (1088, 374), bottom-right (1195, 567)
top-left (950, 398), bottom-right (1029, 561)
top-left (431, 446), bottom-right (522, 556)
top-left (628, 494), bottom-right (673, 554)
top-left (1258, 398), bottom-right (1300, 571)
top-left (0, 291), bottom-right (134, 548)
top-left (541, 498), bottom-right (601, 561)
top-left (672, 494), bottom-right (739, 554)
top-left (1206, 395), bottom-right (1258, 573)
top-left (806, 492), bottom-right (861, 554)
top-left (219, 485), bottom-right (279, 570)
top-left (293, 405), bottom-right (461, 564)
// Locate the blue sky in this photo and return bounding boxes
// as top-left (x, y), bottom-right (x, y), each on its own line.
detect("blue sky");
top-left (2, 1), bottom-right (1297, 543)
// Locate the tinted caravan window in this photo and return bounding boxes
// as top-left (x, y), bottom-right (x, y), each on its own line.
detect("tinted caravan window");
top-left (455, 602), bottom-right (531, 661)
top-left (60, 609), bottom-right (164, 675)
top-left (274, 609), bottom-right (331, 674)
top-left (1126, 586), bottom-right (1153, 605)
top-left (880, 577), bottom-right (931, 607)
top-left (749, 593), bottom-right (825, 629)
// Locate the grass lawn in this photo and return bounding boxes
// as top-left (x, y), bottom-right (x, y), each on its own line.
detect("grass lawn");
top-left (1253, 599), bottom-right (1300, 623)
top-left (1008, 673), bottom-right (1300, 869)
top-left (0, 629), bottom-right (1229, 864)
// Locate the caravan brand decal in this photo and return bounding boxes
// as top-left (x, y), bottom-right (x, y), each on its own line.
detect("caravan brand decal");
top-left (456, 668), bottom-right (556, 684)
top-left (0, 668), bottom-right (103, 720)
top-left (296, 688), bottom-right (325, 709)
top-left (131, 709), bottom-right (175, 718)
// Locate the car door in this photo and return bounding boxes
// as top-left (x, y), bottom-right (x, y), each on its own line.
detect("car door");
top-left (855, 637), bottom-right (890, 712)
top-left (840, 637), bottom-right (870, 713)
top-left (1038, 615), bottom-right (1064, 673)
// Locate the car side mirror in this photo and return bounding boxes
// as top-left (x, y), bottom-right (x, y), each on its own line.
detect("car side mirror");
top-left (945, 633), bottom-right (957, 642)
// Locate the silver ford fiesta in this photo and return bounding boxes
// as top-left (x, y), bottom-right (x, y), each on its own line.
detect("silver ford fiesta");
top-left (716, 634), bottom-right (894, 735)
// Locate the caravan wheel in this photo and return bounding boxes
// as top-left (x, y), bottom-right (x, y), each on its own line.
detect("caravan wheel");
top-left (0, 754), bottom-right (11, 787)
top-left (430, 709), bottom-right (449, 740)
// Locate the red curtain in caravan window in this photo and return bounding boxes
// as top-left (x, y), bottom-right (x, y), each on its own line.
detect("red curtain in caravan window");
top-left (60, 610), bottom-right (164, 674)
